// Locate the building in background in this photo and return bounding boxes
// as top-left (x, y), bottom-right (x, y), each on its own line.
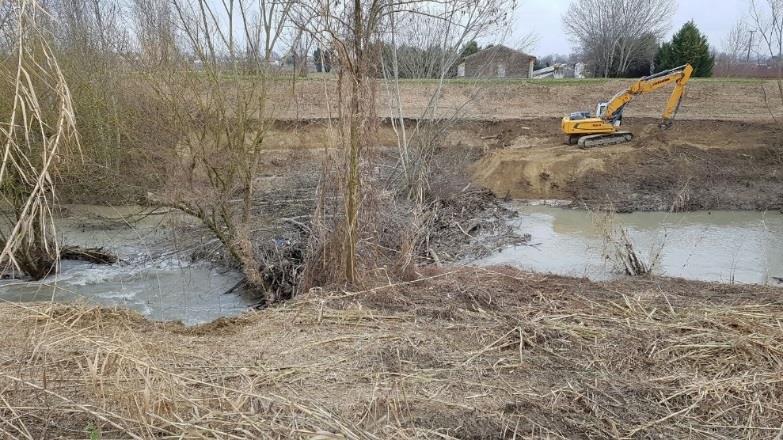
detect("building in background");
top-left (457, 45), bottom-right (536, 79)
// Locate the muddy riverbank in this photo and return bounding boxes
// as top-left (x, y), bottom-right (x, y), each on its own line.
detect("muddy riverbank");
top-left (473, 118), bottom-right (783, 212)
top-left (58, 117), bottom-right (783, 214)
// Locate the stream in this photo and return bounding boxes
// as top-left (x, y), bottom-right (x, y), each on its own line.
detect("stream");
top-left (2, 204), bottom-right (781, 326)
top-left (0, 206), bottom-right (254, 325)
top-left (479, 204), bottom-right (783, 285)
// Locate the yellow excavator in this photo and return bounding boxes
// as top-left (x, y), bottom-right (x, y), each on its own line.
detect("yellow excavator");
top-left (561, 64), bottom-right (693, 148)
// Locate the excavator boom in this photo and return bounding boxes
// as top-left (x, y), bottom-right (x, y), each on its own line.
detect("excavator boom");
top-left (561, 64), bottom-right (693, 148)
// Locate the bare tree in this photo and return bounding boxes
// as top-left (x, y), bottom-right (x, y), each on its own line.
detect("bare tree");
top-left (292, 0), bottom-right (515, 283)
top-left (144, 0), bottom-right (293, 298)
top-left (750, 0), bottom-right (783, 62)
top-left (382, 2), bottom-right (515, 200)
top-left (290, 0), bottom-right (389, 283)
top-left (131, 0), bottom-right (177, 66)
top-left (716, 20), bottom-right (752, 78)
top-left (563, 0), bottom-right (674, 77)
top-left (748, 0), bottom-right (783, 114)
top-left (380, 2), bottom-right (515, 275)
top-left (724, 20), bottom-right (751, 63)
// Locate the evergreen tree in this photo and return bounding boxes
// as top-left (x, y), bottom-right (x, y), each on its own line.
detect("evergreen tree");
top-left (655, 21), bottom-right (714, 77)
top-left (460, 40), bottom-right (479, 58)
top-left (313, 47), bottom-right (323, 72)
top-left (313, 47), bottom-right (332, 73)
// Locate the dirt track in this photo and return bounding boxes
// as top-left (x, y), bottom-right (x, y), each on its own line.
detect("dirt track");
top-left (2, 268), bottom-right (782, 439)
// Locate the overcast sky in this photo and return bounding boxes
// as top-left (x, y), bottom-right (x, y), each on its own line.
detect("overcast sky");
top-left (512, 0), bottom-right (750, 56)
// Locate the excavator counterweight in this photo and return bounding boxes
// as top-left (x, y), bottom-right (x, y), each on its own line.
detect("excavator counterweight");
top-left (561, 64), bottom-right (693, 148)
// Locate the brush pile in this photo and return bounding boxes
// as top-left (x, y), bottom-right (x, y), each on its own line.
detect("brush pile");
top-left (1, 268), bottom-right (781, 439)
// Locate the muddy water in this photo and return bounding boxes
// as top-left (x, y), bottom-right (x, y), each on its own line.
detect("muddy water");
top-left (480, 204), bottom-right (783, 285)
top-left (0, 206), bottom-right (255, 325)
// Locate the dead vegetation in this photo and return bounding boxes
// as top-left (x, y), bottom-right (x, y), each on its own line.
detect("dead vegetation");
top-left (0, 0), bottom-right (79, 280)
top-left (1, 268), bottom-right (782, 439)
top-left (592, 207), bottom-right (664, 276)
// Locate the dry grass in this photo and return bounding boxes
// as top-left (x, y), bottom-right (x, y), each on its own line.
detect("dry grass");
top-left (1, 268), bottom-right (782, 439)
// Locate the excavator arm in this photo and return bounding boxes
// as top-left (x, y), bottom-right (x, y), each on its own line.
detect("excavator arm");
top-left (602, 64), bottom-right (693, 128)
top-left (561, 63), bottom-right (694, 148)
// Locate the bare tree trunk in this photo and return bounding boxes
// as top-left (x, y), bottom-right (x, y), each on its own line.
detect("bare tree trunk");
top-left (343, 0), bottom-right (364, 283)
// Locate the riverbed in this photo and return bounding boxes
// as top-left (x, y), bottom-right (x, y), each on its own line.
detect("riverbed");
top-left (479, 204), bottom-right (783, 285)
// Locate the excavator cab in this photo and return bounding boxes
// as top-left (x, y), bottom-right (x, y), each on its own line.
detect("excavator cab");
top-left (596, 102), bottom-right (624, 127)
top-left (568, 111), bottom-right (592, 120)
top-left (595, 102), bottom-right (608, 118)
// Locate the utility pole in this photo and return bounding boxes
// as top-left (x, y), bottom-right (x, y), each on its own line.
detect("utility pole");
top-left (746, 30), bottom-right (755, 62)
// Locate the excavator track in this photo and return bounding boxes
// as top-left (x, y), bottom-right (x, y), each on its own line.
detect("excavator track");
top-left (577, 131), bottom-right (634, 149)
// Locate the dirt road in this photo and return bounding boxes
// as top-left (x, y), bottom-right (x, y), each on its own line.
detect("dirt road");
top-left (2, 268), bottom-right (781, 438)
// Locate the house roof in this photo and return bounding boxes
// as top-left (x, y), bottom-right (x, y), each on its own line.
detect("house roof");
top-left (463, 45), bottom-right (536, 62)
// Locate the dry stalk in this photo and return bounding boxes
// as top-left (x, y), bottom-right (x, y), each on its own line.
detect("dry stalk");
top-left (592, 207), bottom-right (663, 276)
top-left (0, 0), bottom-right (79, 279)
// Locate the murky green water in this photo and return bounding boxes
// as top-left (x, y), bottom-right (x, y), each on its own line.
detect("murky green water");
top-left (479, 204), bottom-right (783, 285)
top-left (0, 205), bottom-right (254, 325)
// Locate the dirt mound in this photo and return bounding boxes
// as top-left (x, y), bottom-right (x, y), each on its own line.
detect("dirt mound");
top-left (473, 118), bottom-right (783, 211)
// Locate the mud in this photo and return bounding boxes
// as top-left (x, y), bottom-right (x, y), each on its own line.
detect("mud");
top-left (426, 189), bottom-right (528, 263)
top-left (57, 109), bottom-right (782, 214)
top-left (473, 118), bottom-right (783, 212)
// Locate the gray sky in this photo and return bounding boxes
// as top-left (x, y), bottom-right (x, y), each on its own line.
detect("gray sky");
top-left (513, 0), bottom-right (749, 56)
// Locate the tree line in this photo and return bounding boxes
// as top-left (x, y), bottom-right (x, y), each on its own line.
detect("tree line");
top-left (563, 0), bottom-right (713, 78)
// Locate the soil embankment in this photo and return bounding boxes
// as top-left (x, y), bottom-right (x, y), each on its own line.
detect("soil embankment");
top-left (473, 118), bottom-right (783, 211)
top-left (2, 268), bottom-right (781, 438)
top-left (264, 117), bottom-right (783, 212)
top-left (278, 78), bottom-right (783, 212)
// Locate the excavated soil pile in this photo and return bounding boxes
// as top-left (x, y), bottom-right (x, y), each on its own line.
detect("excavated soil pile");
top-left (474, 118), bottom-right (783, 211)
top-left (2, 268), bottom-right (782, 439)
